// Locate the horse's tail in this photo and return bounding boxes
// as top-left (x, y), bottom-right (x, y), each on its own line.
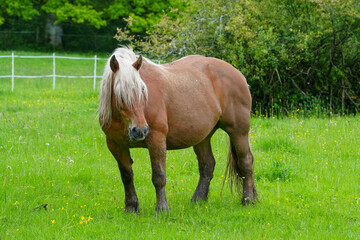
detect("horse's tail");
top-left (221, 141), bottom-right (242, 195)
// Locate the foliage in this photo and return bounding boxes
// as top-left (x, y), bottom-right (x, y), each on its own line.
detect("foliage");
top-left (0, 0), bottom-right (188, 51)
top-left (107, 0), bottom-right (189, 33)
top-left (0, 0), bottom-right (39, 25)
top-left (0, 0), bottom-right (188, 31)
top-left (117, 0), bottom-right (360, 114)
top-left (0, 0), bottom-right (106, 28)
top-left (41, 0), bottom-right (106, 28)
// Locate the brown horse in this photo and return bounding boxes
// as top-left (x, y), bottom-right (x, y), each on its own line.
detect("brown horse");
top-left (99, 47), bottom-right (257, 213)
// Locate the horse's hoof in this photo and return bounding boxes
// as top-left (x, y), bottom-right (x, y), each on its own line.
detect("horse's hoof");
top-left (124, 204), bottom-right (139, 213)
top-left (191, 195), bottom-right (208, 202)
top-left (155, 204), bottom-right (169, 213)
top-left (242, 196), bottom-right (255, 206)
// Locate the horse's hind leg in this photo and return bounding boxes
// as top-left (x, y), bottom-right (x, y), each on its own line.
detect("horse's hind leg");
top-left (192, 136), bottom-right (216, 202)
top-left (228, 134), bottom-right (258, 205)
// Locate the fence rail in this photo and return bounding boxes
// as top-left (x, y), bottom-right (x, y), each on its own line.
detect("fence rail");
top-left (0, 52), bottom-right (107, 91)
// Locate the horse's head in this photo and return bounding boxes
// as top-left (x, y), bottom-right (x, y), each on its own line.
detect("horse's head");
top-left (109, 53), bottom-right (149, 142)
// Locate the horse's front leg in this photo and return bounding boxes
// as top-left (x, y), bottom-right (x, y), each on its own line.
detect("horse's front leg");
top-left (146, 134), bottom-right (169, 212)
top-left (106, 138), bottom-right (139, 213)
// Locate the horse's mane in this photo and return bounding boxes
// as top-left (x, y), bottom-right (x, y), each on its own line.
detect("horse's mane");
top-left (99, 47), bottom-right (148, 129)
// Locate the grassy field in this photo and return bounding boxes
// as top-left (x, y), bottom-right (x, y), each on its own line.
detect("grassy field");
top-left (0, 51), bottom-right (359, 239)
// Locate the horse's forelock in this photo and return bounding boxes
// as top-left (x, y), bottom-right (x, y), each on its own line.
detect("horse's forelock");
top-left (99, 47), bottom-right (148, 129)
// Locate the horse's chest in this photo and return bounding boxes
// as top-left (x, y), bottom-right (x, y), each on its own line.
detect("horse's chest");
top-left (106, 121), bottom-right (128, 142)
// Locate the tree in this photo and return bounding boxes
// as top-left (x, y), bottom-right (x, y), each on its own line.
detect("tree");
top-left (0, 0), bottom-right (187, 48)
top-left (0, 0), bottom-right (39, 25)
top-left (107, 0), bottom-right (188, 33)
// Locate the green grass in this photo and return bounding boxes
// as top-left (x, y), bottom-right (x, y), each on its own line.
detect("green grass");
top-left (0, 51), bottom-right (359, 239)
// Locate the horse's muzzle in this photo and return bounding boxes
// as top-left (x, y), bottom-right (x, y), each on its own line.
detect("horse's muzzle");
top-left (129, 124), bottom-right (149, 141)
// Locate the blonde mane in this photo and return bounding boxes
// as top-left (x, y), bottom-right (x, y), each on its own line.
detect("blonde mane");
top-left (99, 47), bottom-right (148, 129)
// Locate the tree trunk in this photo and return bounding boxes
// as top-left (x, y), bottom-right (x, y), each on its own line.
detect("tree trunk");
top-left (45, 13), bottom-right (63, 48)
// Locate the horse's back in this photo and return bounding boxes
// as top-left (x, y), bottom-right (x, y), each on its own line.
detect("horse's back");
top-left (162, 55), bottom-right (251, 111)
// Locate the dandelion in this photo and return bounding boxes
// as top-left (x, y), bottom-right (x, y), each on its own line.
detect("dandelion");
top-left (81, 216), bottom-right (85, 220)
top-left (52, 220), bottom-right (55, 224)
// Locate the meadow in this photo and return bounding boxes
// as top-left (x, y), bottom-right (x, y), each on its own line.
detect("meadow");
top-left (0, 51), bottom-right (359, 239)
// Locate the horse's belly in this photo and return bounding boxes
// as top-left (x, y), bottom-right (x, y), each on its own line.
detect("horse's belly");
top-left (166, 132), bottom-right (209, 150)
top-left (165, 113), bottom-right (219, 150)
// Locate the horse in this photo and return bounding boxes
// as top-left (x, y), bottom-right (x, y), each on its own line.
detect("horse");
top-left (99, 47), bottom-right (257, 213)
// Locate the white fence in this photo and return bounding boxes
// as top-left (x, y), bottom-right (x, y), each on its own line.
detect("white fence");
top-left (0, 52), bottom-right (107, 91)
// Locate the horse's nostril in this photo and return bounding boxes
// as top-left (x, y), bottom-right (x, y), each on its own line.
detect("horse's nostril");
top-left (144, 125), bottom-right (149, 136)
top-left (129, 125), bottom-right (148, 141)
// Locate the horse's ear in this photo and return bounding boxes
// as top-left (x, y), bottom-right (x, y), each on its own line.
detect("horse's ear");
top-left (132, 55), bottom-right (143, 71)
top-left (110, 55), bottom-right (119, 73)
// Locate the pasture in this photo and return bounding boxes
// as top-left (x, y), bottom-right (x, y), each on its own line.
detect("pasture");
top-left (0, 51), bottom-right (359, 239)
